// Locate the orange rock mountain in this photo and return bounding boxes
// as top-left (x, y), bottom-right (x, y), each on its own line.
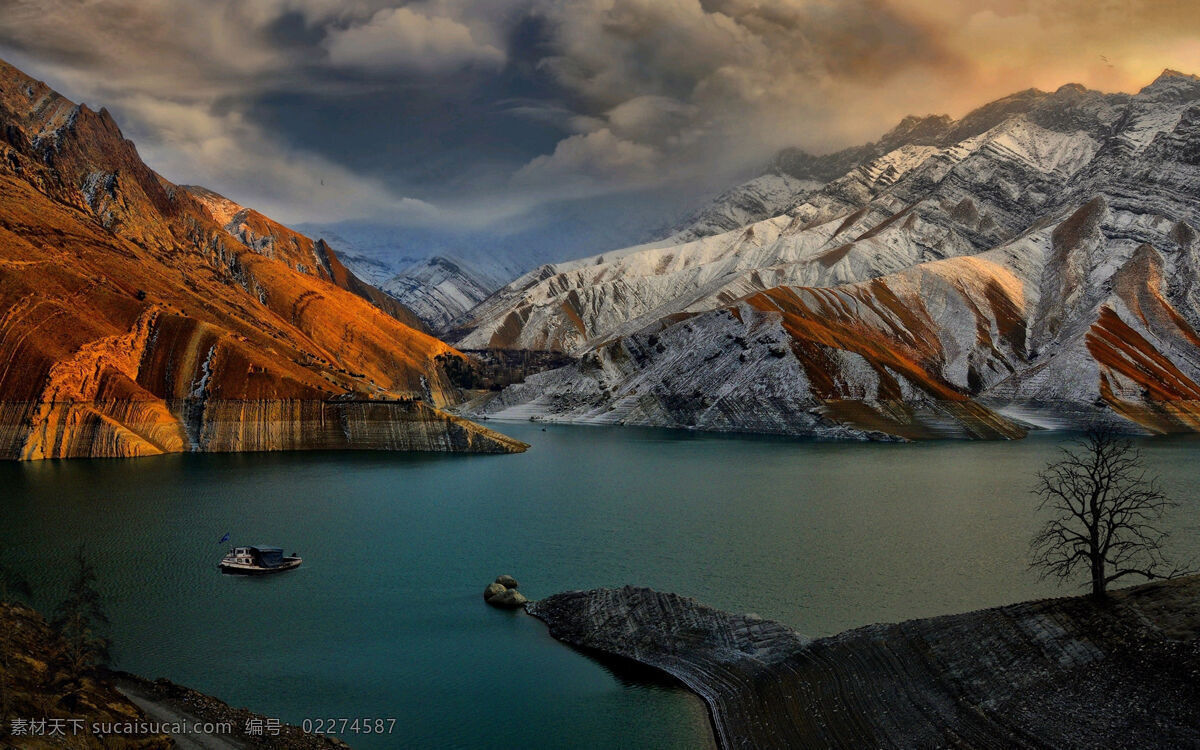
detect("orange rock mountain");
top-left (0, 58), bottom-right (525, 459)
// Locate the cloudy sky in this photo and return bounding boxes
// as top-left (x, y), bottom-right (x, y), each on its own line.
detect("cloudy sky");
top-left (1, 0), bottom-right (1198, 232)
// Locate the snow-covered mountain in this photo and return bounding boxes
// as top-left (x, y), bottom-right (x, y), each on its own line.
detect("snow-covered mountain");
top-left (321, 249), bottom-right (502, 333)
top-left (667, 88), bottom-right (1050, 243)
top-left (453, 84), bottom-right (1108, 354)
top-left (296, 190), bottom-right (700, 330)
top-left (454, 71), bottom-right (1200, 439)
top-left (379, 256), bottom-right (502, 333)
top-left (335, 250), bottom-right (395, 287)
top-left (670, 172), bottom-right (824, 241)
top-left (295, 186), bottom-right (704, 282)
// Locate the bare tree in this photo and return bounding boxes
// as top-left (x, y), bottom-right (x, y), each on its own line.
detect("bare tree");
top-left (1030, 424), bottom-right (1191, 600)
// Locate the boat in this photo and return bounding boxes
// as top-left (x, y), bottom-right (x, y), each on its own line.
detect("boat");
top-left (219, 546), bottom-right (302, 575)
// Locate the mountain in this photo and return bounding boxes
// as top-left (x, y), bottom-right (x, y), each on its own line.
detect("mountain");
top-left (453, 84), bottom-right (1098, 355)
top-left (378, 256), bottom-right (502, 333)
top-left (327, 246), bottom-right (503, 333)
top-left (294, 183), bottom-right (707, 287)
top-left (669, 172), bottom-right (824, 242)
top-left (456, 72), bottom-right (1200, 439)
top-left (334, 249), bottom-right (398, 286)
top-left (183, 184), bottom-right (431, 332)
top-left (0, 58), bottom-right (525, 459)
top-left (300, 195), bottom-right (689, 334)
top-left (668, 88), bottom-right (1050, 243)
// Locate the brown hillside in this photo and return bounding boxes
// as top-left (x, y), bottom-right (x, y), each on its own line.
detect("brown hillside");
top-left (0, 57), bottom-right (525, 459)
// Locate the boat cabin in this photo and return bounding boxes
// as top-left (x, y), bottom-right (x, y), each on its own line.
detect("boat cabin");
top-left (232, 546), bottom-right (283, 566)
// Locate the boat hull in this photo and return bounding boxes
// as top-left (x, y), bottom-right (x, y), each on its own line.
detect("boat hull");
top-left (219, 558), bottom-right (302, 575)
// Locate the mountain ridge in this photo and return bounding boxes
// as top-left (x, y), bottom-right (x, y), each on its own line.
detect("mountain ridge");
top-left (183, 184), bottom-right (431, 332)
top-left (454, 70), bottom-right (1200, 440)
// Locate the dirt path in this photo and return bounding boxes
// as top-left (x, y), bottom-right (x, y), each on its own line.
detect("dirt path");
top-left (116, 680), bottom-right (247, 750)
top-left (108, 672), bottom-right (348, 750)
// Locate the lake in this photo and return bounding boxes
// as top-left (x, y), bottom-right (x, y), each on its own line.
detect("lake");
top-left (2, 423), bottom-right (1199, 748)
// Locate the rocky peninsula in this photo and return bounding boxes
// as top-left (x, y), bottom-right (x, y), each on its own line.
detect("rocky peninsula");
top-left (528, 578), bottom-right (1200, 749)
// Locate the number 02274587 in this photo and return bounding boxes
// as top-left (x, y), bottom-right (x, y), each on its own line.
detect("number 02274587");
top-left (302, 718), bottom-right (398, 735)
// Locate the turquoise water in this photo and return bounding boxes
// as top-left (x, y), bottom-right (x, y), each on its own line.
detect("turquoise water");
top-left (3, 424), bottom-right (1199, 748)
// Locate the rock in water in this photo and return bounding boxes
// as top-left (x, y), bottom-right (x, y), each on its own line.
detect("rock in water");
top-left (483, 575), bottom-right (528, 608)
top-left (490, 589), bottom-right (528, 609)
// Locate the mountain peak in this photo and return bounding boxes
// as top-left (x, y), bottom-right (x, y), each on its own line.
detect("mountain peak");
top-left (882, 114), bottom-right (953, 146)
top-left (0, 54), bottom-right (524, 458)
top-left (1139, 69), bottom-right (1200, 100)
top-left (1156, 68), bottom-right (1198, 82)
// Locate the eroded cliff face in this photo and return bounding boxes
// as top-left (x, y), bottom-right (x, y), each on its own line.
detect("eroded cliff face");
top-left (459, 72), bottom-right (1200, 439)
top-left (0, 58), bottom-right (525, 459)
top-left (0, 400), bottom-right (526, 460)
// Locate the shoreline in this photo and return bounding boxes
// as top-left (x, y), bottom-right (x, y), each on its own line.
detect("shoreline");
top-left (528, 578), bottom-right (1200, 749)
top-left (0, 601), bottom-right (348, 749)
top-left (107, 671), bottom-right (350, 750)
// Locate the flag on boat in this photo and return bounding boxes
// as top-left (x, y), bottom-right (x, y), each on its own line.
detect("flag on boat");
top-left (219, 532), bottom-right (230, 543)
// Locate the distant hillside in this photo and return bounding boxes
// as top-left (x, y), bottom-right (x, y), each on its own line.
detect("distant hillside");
top-left (0, 601), bottom-right (346, 748)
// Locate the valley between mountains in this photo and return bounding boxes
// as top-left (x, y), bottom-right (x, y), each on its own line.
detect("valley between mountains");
top-left (6, 54), bottom-right (1200, 456)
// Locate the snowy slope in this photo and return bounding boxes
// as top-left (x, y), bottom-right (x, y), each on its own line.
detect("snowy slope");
top-left (454, 89), bottom-right (1114, 354)
top-left (671, 172), bottom-right (823, 241)
top-left (380, 256), bottom-right (502, 333)
top-left (459, 71), bottom-right (1200, 439)
top-left (289, 228), bottom-right (502, 332)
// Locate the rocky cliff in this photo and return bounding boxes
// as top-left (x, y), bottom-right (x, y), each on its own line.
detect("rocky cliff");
top-left (0, 57), bottom-right (525, 459)
top-left (457, 72), bottom-right (1200, 439)
top-left (185, 185), bottom-right (430, 333)
top-left (529, 578), bottom-right (1200, 749)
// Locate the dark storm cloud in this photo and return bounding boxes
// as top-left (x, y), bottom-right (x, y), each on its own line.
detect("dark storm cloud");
top-left (0, 0), bottom-right (1196, 226)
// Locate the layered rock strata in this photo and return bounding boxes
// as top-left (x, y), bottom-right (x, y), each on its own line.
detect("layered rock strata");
top-left (0, 58), bottom-right (524, 459)
top-left (459, 72), bottom-right (1200, 439)
top-left (529, 579), bottom-right (1200, 749)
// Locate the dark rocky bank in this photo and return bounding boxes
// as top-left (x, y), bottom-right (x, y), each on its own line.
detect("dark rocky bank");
top-left (528, 577), bottom-right (1200, 749)
top-left (0, 602), bottom-right (347, 749)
